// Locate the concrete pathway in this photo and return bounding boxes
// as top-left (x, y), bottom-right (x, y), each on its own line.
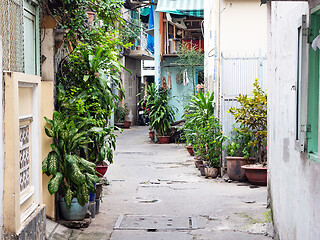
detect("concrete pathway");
top-left (47, 126), bottom-right (273, 240)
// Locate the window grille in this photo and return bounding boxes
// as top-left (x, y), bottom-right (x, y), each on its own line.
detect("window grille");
top-left (19, 124), bottom-right (30, 192)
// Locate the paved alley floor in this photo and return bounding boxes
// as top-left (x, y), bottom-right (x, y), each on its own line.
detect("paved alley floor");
top-left (47, 126), bottom-right (273, 240)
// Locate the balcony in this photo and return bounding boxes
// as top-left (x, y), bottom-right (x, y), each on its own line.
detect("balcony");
top-left (123, 15), bottom-right (154, 60)
top-left (161, 14), bottom-right (204, 56)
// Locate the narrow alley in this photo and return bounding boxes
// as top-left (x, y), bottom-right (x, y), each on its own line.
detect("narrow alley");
top-left (47, 127), bottom-right (273, 240)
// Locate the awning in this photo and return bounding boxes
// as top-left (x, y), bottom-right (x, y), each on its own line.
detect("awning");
top-left (156, 0), bottom-right (204, 18)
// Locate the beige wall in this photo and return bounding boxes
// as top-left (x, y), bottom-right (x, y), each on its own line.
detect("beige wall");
top-left (3, 72), bottom-right (41, 234)
top-left (220, 0), bottom-right (267, 55)
top-left (41, 81), bottom-right (55, 219)
top-left (41, 28), bottom-right (55, 219)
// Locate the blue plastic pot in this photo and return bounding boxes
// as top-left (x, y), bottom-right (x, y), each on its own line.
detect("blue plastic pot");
top-left (89, 183), bottom-right (96, 202)
top-left (59, 197), bottom-right (88, 221)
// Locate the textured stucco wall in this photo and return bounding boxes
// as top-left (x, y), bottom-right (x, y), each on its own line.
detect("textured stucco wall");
top-left (41, 25), bottom-right (55, 220)
top-left (268, 2), bottom-right (320, 239)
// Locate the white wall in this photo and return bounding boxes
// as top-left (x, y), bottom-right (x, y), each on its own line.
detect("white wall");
top-left (220, 0), bottom-right (267, 55)
top-left (204, 0), bottom-right (267, 114)
top-left (268, 2), bottom-right (320, 239)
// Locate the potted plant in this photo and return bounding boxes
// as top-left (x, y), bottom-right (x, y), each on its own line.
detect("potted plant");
top-left (224, 127), bottom-right (255, 181)
top-left (144, 83), bottom-right (158, 140)
top-left (181, 108), bottom-right (197, 156)
top-left (115, 102), bottom-right (130, 128)
top-left (184, 91), bottom-right (223, 177)
top-left (88, 126), bottom-right (118, 178)
top-left (42, 111), bottom-right (100, 221)
top-left (202, 116), bottom-right (224, 178)
top-left (149, 89), bottom-right (176, 144)
top-left (229, 79), bottom-right (267, 185)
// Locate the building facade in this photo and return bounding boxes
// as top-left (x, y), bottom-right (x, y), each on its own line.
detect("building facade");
top-left (267, 0), bottom-right (320, 239)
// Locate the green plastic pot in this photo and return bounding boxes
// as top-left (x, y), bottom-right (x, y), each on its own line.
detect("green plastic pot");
top-left (59, 197), bottom-right (88, 221)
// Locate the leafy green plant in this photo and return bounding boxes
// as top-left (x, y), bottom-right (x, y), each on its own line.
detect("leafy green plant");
top-left (229, 79), bottom-right (267, 165)
top-left (224, 126), bottom-right (253, 158)
top-left (115, 103), bottom-right (129, 123)
top-left (183, 91), bottom-right (223, 167)
top-left (42, 111), bottom-right (100, 209)
top-left (149, 90), bottom-right (176, 136)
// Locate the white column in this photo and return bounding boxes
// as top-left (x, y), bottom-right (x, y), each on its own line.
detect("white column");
top-left (154, 11), bottom-right (161, 87)
top-left (0, 36), bottom-right (4, 239)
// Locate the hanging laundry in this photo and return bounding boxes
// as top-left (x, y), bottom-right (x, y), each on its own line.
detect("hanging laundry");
top-left (183, 69), bottom-right (189, 86)
top-left (162, 76), bottom-right (168, 90)
top-left (167, 76), bottom-right (172, 89)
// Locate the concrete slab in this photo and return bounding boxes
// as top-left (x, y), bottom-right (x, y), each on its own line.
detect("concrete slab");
top-left (46, 219), bottom-right (58, 239)
top-left (190, 230), bottom-right (272, 240)
top-left (114, 215), bottom-right (194, 230)
top-left (47, 127), bottom-right (273, 240)
top-left (110, 230), bottom-right (193, 240)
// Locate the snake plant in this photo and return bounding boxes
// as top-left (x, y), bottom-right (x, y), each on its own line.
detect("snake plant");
top-left (42, 111), bottom-right (100, 209)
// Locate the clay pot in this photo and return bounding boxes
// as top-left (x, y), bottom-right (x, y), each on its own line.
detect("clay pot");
top-left (226, 157), bottom-right (256, 181)
top-left (194, 159), bottom-right (203, 168)
top-left (149, 131), bottom-right (155, 141)
top-left (186, 145), bottom-right (194, 156)
top-left (198, 164), bottom-right (206, 176)
top-left (95, 165), bottom-right (108, 178)
top-left (205, 167), bottom-right (219, 178)
top-left (158, 136), bottom-right (170, 144)
top-left (123, 121), bottom-right (131, 128)
top-left (241, 165), bottom-right (267, 186)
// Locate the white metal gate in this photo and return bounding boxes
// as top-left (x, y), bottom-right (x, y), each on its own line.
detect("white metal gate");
top-left (220, 54), bottom-right (267, 136)
top-left (220, 54), bottom-right (267, 166)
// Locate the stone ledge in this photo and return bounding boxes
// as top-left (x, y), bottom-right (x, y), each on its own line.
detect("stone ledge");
top-left (5, 204), bottom-right (46, 240)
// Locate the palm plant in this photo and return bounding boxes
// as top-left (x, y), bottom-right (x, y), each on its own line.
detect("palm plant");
top-left (42, 111), bottom-right (100, 209)
top-left (149, 90), bottom-right (176, 136)
top-left (184, 91), bottom-right (223, 167)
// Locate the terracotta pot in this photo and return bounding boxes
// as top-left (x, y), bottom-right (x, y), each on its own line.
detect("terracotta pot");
top-left (149, 131), bottom-right (155, 140)
top-left (186, 145), bottom-right (194, 156)
top-left (194, 159), bottom-right (203, 168)
top-left (205, 167), bottom-right (219, 178)
top-left (226, 157), bottom-right (256, 181)
top-left (158, 136), bottom-right (170, 144)
top-left (241, 165), bottom-right (267, 186)
top-left (86, 11), bottom-right (96, 24)
top-left (96, 165), bottom-right (108, 178)
top-left (123, 121), bottom-right (131, 129)
top-left (198, 164), bottom-right (206, 176)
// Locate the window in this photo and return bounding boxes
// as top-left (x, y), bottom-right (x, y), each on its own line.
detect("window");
top-left (296, 27), bottom-right (302, 141)
top-left (295, 15), bottom-right (308, 153)
top-left (307, 12), bottom-right (320, 155)
top-left (23, 1), bottom-right (40, 75)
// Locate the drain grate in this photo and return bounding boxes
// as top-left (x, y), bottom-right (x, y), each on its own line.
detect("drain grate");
top-left (114, 215), bottom-right (197, 230)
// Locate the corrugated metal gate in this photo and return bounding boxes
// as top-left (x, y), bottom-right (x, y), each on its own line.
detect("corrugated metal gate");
top-left (220, 54), bottom-right (267, 166)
